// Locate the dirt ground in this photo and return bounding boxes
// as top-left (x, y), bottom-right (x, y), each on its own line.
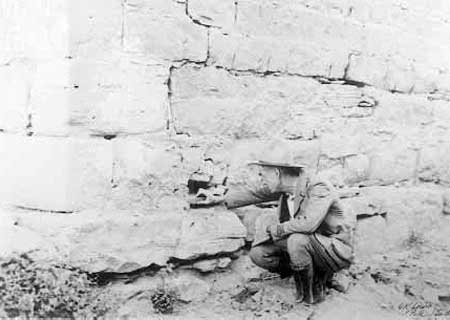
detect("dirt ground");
top-left (2, 207), bottom-right (450, 319)
top-left (107, 216), bottom-right (450, 320)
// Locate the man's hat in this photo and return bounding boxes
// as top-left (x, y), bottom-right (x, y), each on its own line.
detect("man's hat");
top-left (247, 160), bottom-right (307, 168)
top-left (247, 160), bottom-right (307, 175)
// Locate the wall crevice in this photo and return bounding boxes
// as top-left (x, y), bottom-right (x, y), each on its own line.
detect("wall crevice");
top-left (171, 60), bottom-right (450, 103)
top-left (166, 65), bottom-right (176, 133)
top-left (185, 0), bottom-right (218, 29)
top-left (120, 0), bottom-right (126, 48)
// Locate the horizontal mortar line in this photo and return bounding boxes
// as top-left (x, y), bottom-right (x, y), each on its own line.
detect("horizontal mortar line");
top-left (337, 181), bottom-right (445, 193)
top-left (0, 130), bottom-right (170, 140)
top-left (173, 60), bottom-right (449, 101)
top-left (172, 58), bottom-right (208, 66)
top-left (89, 128), bottom-right (169, 138)
top-left (15, 205), bottom-right (74, 214)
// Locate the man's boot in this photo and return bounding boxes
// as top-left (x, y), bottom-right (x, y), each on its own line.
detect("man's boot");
top-left (293, 264), bottom-right (314, 304)
top-left (293, 272), bottom-right (304, 302)
top-left (278, 252), bottom-right (293, 279)
top-left (314, 271), bottom-right (330, 303)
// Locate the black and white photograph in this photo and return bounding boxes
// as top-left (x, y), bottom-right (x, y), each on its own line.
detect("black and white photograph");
top-left (1, 0), bottom-right (450, 319)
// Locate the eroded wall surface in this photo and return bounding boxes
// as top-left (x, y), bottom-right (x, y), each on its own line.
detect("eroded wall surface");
top-left (0, 0), bottom-right (449, 215)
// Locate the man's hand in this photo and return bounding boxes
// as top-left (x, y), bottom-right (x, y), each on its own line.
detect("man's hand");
top-left (189, 186), bottom-right (227, 208)
top-left (266, 224), bottom-right (282, 240)
top-left (266, 225), bottom-right (272, 237)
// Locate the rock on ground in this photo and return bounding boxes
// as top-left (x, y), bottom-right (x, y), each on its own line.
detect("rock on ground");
top-left (0, 206), bottom-right (247, 273)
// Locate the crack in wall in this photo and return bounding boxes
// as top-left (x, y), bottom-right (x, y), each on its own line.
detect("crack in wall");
top-left (177, 5), bottom-right (449, 101)
top-left (25, 80), bottom-right (33, 137)
top-left (206, 28), bottom-right (211, 64)
top-left (342, 51), bottom-right (360, 81)
top-left (120, 0), bottom-right (126, 48)
top-left (25, 114), bottom-right (33, 136)
top-left (213, 64), bottom-right (371, 88)
top-left (166, 65), bottom-right (176, 133)
top-left (15, 205), bottom-right (74, 214)
top-left (185, 0), bottom-right (218, 28)
top-left (171, 60), bottom-right (449, 102)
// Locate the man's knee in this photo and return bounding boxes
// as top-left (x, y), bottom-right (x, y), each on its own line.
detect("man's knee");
top-left (287, 233), bottom-right (311, 253)
top-left (249, 246), bottom-right (278, 271)
top-left (287, 234), bottom-right (312, 270)
top-left (249, 246), bottom-right (267, 268)
top-left (249, 246), bottom-right (262, 265)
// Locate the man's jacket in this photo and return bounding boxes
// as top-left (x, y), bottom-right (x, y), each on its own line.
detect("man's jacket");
top-left (224, 165), bottom-right (355, 263)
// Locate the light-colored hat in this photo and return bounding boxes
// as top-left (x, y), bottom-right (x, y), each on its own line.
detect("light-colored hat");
top-left (247, 160), bottom-right (308, 169)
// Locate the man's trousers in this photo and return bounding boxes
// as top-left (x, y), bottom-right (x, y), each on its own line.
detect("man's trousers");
top-left (249, 233), bottom-right (350, 274)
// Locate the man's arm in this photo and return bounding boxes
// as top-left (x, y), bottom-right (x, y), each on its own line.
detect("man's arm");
top-left (190, 163), bottom-right (300, 209)
top-left (224, 167), bottom-right (282, 209)
top-left (268, 181), bottom-right (334, 240)
top-left (225, 163), bottom-right (304, 209)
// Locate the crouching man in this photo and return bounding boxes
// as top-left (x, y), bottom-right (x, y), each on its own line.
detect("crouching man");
top-left (191, 161), bottom-right (355, 303)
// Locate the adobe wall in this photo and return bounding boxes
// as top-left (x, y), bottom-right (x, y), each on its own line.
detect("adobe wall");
top-left (0, 0), bottom-right (450, 269)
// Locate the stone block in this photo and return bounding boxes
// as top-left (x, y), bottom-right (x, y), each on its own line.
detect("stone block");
top-left (0, 135), bottom-right (112, 212)
top-left (367, 142), bottom-right (417, 185)
top-left (347, 25), bottom-right (450, 93)
top-left (2, 206), bottom-right (247, 274)
top-left (297, 0), bottom-right (450, 44)
top-left (317, 157), bottom-right (345, 187)
top-left (67, 213), bottom-right (182, 272)
top-left (174, 208), bottom-right (246, 260)
top-left (358, 186), bottom-right (444, 247)
top-left (67, 0), bottom-right (122, 59)
top-left (124, 0), bottom-right (208, 62)
top-left (29, 60), bottom-right (71, 135)
top-left (209, 29), bottom-right (348, 79)
top-left (418, 144), bottom-right (450, 184)
top-left (0, 62), bottom-right (33, 132)
top-left (111, 136), bottom-right (184, 211)
top-left (209, 1), bottom-right (361, 77)
top-left (341, 196), bottom-right (386, 219)
top-left (208, 0), bottom-right (450, 94)
top-left (320, 131), bottom-right (369, 160)
top-left (192, 257), bottom-right (232, 273)
top-left (320, 84), bottom-right (377, 118)
top-left (31, 58), bottom-right (168, 136)
top-left (351, 185), bottom-right (446, 260)
top-left (344, 154), bottom-right (370, 186)
top-left (372, 91), bottom-right (434, 130)
top-left (0, 207), bottom-right (57, 260)
top-left (0, 1), bottom-right (69, 62)
top-left (172, 65), bottom-right (321, 137)
top-left (432, 100), bottom-right (450, 131)
top-left (204, 138), bottom-right (320, 176)
top-left (354, 215), bottom-right (387, 260)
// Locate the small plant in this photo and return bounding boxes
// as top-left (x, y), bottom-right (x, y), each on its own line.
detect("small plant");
top-left (150, 288), bottom-right (177, 314)
top-left (0, 254), bottom-right (112, 318)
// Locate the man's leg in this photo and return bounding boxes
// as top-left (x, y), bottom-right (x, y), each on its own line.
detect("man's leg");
top-left (249, 243), bottom-right (282, 272)
top-left (286, 234), bottom-right (315, 303)
top-left (287, 233), bottom-right (351, 303)
top-left (308, 234), bottom-right (351, 295)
